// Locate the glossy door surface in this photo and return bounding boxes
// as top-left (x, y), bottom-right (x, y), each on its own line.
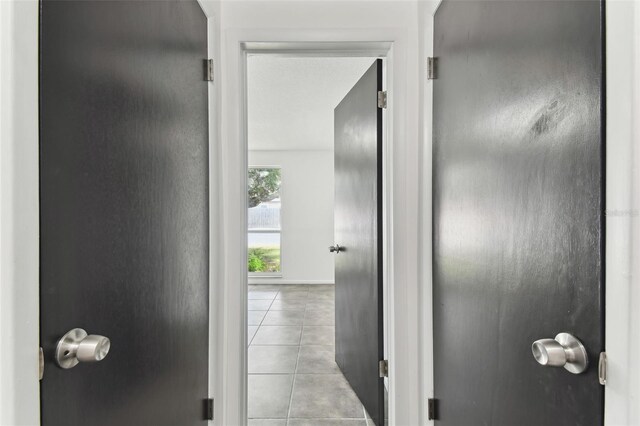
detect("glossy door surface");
top-left (432, 1), bottom-right (604, 425)
top-left (334, 59), bottom-right (384, 426)
top-left (39, 1), bottom-right (209, 425)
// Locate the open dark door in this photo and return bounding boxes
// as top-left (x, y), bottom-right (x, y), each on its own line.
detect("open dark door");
top-left (39, 1), bottom-right (209, 425)
top-left (334, 59), bottom-right (384, 426)
top-left (433, 1), bottom-right (604, 425)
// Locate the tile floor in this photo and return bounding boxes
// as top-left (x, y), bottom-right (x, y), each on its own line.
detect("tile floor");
top-left (248, 284), bottom-right (373, 426)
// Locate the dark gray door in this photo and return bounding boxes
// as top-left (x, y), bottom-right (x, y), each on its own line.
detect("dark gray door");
top-left (433, 1), bottom-right (604, 425)
top-left (39, 1), bottom-right (209, 425)
top-left (334, 59), bottom-right (384, 426)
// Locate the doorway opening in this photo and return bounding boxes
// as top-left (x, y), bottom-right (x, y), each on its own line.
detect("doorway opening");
top-left (244, 53), bottom-right (388, 425)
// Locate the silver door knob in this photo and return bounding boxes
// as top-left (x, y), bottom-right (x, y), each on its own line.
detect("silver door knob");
top-left (329, 244), bottom-right (344, 253)
top-left (531, 332), bottom-right (588, 374)
top-left (55, 328), bottom-right (111, 369)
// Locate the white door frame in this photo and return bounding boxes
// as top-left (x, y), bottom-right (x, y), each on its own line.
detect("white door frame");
top-left (216, 28), bottom-right (422, 426)
top-left (602, 1), bottom-right (640, 423)
top-left (246, 41), bottom-right (391, 417)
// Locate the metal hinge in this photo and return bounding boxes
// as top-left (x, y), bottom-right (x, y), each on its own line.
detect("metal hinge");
top-left (427, 57), bottom-right (437, 80)
top-left (204, 59), bottom-right (214, 82)
top-left (378, 359), bottom-right (388, 378)
top-left (39, 347), bottom-right (44, 380)
top-left (377, 91), bottom-right (387, 109)
top-left (428, 398), bottom-right (439, 421)
top-left (598, 352), bottom-right (607, 385)
top-left (204, 398), bottom-right (214, 420)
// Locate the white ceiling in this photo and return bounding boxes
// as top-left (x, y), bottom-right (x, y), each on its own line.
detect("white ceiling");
top-left (247, 56), bottom-right (377, 151)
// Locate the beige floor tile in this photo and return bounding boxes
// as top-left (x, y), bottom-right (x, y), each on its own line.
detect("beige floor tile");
top-left (289, 374), bottom-right (364, 418)
top-left (296, 345), bottom-right (340, 374)
top-left (248, 374), bottom-right (293, 419)
top-left (270, 299), bottom-right (307, 311)
top-left (249, 345), bottom-right (299, 374)
top-left (249, 310), bottom-right (268, 326)
top-left (252, 326), bottom-right (302, 345)
top-left (263, 310), bottom-right (305, 326)
top-left (249, 290), bottom-right (279, 300)
top-left (301, 326), bottom-right (335, 346)
top-left (249, 299), bottom-right (274, 310)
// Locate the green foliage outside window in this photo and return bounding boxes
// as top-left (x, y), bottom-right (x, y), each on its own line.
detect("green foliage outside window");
top-left (248, 168), bottom-right (281, 208)
top-left (248, 167), bottom-right (281, 273)
top-left (248, 251), bottom-right (266, 272)
top-left (248, 247), bottom-right (280, 272)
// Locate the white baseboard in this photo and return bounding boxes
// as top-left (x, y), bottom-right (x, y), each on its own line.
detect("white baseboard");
top-left (248, 278), bottom-right (335, 285)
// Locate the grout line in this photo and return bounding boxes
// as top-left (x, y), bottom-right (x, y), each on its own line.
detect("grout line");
top-left (247, 293), bottom-right (278, 347)
top-left (249, 285), bottom-right (342, 424)
top-left (266, 294), bottom-right (276, 311)
top-left (285, 286), bottom-right (307, 423)
top-left (284, 282), bottom-right (316, 425)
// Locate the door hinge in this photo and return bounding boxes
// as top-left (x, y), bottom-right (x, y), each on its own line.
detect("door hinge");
top-left (377, 91), bottom-right (387, 109)
top-left (204, 59), bottom-right (214, 82)
top-left (378, 359), bottom-right (388, 378)
top-left (427, 57), bottom-right (438, 80)
top-left (428, 398), bottom-right (439, 421)
top-left (598, 352), bottom-right (607, 385)
top-left (39, 347), bottom-right (44, 380)
top-left (204, 398), bottom-right (214, 420)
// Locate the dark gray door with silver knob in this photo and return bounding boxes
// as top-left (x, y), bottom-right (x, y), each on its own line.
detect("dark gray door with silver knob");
top-left (432, 1), bottom-right (604, 424)
top-left (334, 59), bottom-right (384, 426)
top-left (39, 1), bottom-right (209, 425)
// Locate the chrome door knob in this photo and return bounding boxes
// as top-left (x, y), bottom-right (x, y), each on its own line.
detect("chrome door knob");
top-left (329, 244), bottom-right (344, 253)
top-left (55, 328), bottom-right (111, 369)
top-left (531, 332), bottom-right (588, 374)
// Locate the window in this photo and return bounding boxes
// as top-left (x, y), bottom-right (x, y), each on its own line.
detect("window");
top-left (248, 167), bottom-right (281, 274)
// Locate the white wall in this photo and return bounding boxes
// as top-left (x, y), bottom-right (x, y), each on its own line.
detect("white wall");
top-left (249, 150), bottom-right (335, 284)
top-left (605, 1), bottom-right (640, 424)
top-left (0, 1), bottom-right (40, 425)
